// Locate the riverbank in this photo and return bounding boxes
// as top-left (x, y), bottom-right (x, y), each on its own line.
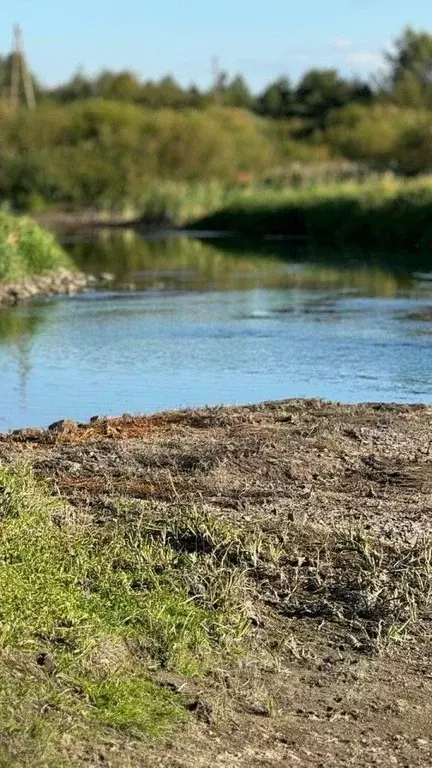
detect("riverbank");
top-left (1, 399), bottom-right (431, 767)
top-left (0, 211), bottom-right (115, 307)
top-left (33, 209), bottom-right (178, 237)
top-left (188, 177), bottom-right (432, 256)
top-left (31, 177), bottom-right (432, 269)
top-left (0, 267), bottom-right (114, 307)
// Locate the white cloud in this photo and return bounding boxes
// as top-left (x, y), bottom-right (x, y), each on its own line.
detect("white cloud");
top-left (333, 37), bottom-right (353, 51)
top-left (347, 51), bottom-right (384, 67)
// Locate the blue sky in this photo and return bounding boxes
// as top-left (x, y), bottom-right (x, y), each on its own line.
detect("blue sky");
top-left (1, 1), bottom-right (430, 91)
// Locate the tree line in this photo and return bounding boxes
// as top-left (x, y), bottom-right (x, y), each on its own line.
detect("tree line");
top-left (0, 28), bottom-right (431, 129)
top-left (0, 27), bottom-right (430, 213)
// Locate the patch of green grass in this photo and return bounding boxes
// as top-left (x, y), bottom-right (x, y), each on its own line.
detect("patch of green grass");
top-left (0, 468), bottom-right (252, 765)
top-left (0, 211), bottom-right (72, 283)
top-left (187, 176), bottom-right (432, 257)
top-left (0, 655), bottom-right (182, 766)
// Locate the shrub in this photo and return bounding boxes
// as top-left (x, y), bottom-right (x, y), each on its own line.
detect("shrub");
top-left (0, 209), bottom-right (71, 281)
top-left (0, 102), bottom-right (275, 211)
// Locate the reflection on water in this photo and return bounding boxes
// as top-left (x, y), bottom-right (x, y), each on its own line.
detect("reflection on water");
top-left (0, 231), bottom-right (431, 431)
top-left (70, 230), bottom-right (421, 297)
top-left (0, 306), bottom-right (48, 418)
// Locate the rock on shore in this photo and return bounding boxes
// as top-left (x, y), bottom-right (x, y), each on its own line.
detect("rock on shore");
top-left (0, 268), bottom-right (114, 307)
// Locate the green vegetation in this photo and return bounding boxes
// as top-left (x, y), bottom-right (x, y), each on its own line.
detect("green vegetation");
top-left (1, 52), bottom-right (373, 120)
top-left (384, 27), bottom-right (432, 108)
top-left (0, 210), bottom-right (71, 282)
top-left (0, 103), bottom-right (275, 211)
top-left (0, 458), bottom-right (431, 764)
top-left (0, 468), bottom-right (252, 764)
top-left (0, 27), bottom-right (431, 214)
top-left (188, 177), bottom-right (432, 256)
top-left (2, 98), bottom-right (431, 214)
top-left (324, 104), bottom-right (432, 176)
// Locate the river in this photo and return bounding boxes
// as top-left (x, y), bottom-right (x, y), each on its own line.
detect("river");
top-left (0, 231), bottom-right (431, 431)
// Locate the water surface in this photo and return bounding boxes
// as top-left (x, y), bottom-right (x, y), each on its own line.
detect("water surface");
top-left (0, 232), bottom-right (431, 431)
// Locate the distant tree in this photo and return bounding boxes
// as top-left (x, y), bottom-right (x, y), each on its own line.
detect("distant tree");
top-left (185, 84), bottom-right (207, 108)
top-left (256, 77), bottom-right (293, 117)
top-left (295, 69), bottom-right (371, 126)
top-left (51, 68), bottom-right (94, 102)
top-left (385, 27), bottom-right (432, 107)
top-left (94, 70), bottom-right (142, 102)
top-left (139, 75), bottom-right (187, 108)
top-left (156, 75), bottom-right (187, 107)
top-left (395, 119), bottom-right (432, 174)
top-left (223, 75), bottom-right (253, 109)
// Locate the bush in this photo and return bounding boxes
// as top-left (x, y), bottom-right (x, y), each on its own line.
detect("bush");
top-left (0, 102), bottom-right (275, 211)
top-left (325, 104), bottom-right (432, 174)
top-left (395, 118), bottom-right (432, 175)
top-left (0, 209), bottom-right (71, 281)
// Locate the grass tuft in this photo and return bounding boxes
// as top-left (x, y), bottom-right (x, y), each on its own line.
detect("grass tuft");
top-left (266, 524), bottom-right (432, 651)
top-left (0, 211), bottom-right (72, 283)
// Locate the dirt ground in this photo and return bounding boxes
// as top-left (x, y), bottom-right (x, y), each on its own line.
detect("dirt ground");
top-left (1, 398), bottom-right (432, 767)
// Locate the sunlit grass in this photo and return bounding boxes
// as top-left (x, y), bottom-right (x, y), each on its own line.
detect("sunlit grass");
top-left (0, 211), bottom-right (72, 282)
top-left (183, 176), bottom-right (432, 254)
top-left (0, 468), bottom-right (254, 764)
top-left (0, 462), bottom-right (431, 764)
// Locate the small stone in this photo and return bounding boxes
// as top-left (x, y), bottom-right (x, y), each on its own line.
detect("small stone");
top-left (36, 652), bottom-right (56, 675)
top-left (249, 704), bottom-right (272, 717)
top-left (185, 698), bottom-right (212, 724)
top-left (48, 419), bottom-right (78, 432)
top-left (11, 427), bottom-right (44, 441)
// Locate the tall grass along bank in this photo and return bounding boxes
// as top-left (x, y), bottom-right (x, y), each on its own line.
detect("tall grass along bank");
top-left (0, 210), bottom-right (72, 283)
top-left (0, 210), bottom-right (109, 308)
top-left (188, 177), bottom-right (432, 254)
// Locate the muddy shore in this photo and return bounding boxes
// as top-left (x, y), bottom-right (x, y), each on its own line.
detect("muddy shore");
top-left (0, 267), bottom-right (114, 308)
top-left (33, 209), bottom-right (178, 236)
top-left (5, 398), bottom-right (432, 539)
top-left (2, 398), bottom-right (432, 767)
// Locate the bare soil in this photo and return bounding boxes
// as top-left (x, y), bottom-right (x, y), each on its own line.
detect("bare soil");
top-left (2, 398), bottom-right (432, 767)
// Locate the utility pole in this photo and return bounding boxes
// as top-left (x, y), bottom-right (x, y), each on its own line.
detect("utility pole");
top-left (211, 55), bottom-right (222, 106)
top-left (10, 25), bottom-right (36, 111)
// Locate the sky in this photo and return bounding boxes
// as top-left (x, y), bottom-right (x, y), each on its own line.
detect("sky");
top-left (0, 0), bottom-right (431, 91)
